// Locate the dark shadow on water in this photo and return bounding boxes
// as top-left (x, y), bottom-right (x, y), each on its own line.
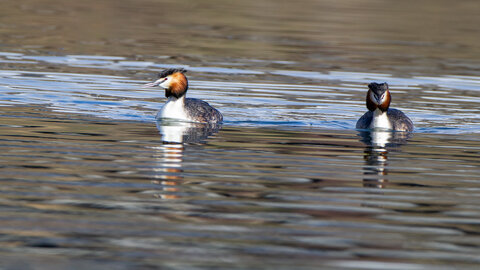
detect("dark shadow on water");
top-left (358, 130), bottom-right (412, 188)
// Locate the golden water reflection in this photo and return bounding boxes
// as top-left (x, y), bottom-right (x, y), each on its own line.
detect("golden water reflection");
top-left (2, 106), bottom-right (480, 269)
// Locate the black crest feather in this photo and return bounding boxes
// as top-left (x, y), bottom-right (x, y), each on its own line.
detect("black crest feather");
top-left (368, 82), bottom-right (389, 96)
top-left (158, 68), bottom-right (187, 78)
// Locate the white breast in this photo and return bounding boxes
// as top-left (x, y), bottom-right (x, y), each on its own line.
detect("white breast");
top-left (370, 109), bottom-right (392, 130)
top-left (157, 96), bottom-right (189, 121)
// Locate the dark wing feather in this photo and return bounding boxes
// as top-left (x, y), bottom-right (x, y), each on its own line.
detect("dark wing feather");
top-left (387, 108), bottom-right (414, 132)
top-left (356, 111), bottom-right (373, 129)
top-left (185, 98), bottom-right (223, 123)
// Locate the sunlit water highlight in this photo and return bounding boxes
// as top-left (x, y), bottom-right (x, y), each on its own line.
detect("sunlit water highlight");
top-left (1, 52), bottom-right (480, 134)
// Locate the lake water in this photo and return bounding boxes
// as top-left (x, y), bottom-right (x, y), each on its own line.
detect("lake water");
top-left (1, 0), bottom-right (480, 269)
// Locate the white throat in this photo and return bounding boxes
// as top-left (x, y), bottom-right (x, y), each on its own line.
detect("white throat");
top-left (157, 96), bottom-right (189, 121)
top-left (370, 108), bottom-right (392, 130)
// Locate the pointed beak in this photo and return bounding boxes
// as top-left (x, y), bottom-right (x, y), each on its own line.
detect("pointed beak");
top-left (142, 78), bottom-right (165, 88)
top-left (142, 81), bottom-right (159, 88)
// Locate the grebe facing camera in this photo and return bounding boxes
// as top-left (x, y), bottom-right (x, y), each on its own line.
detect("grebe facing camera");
top-left (356, 82), bottom-right (413, 132)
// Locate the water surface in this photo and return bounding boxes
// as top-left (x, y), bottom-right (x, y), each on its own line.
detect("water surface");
top-left (1, 0), bottom-right (480, 269)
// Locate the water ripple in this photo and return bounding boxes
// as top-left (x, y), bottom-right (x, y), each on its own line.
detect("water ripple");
top-left (1, 53), bottom-right (480, 133)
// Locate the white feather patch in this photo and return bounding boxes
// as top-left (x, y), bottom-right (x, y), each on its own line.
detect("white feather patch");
top-left (157, 96), bottom-right (189, 121)
top-left (370, 109), bottom-right (392, 130)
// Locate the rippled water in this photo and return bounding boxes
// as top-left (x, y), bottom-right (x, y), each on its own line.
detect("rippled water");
top-left (2, 54), bottom-right (480, 133)
top-left (1, 0), bottom-right (480, 269)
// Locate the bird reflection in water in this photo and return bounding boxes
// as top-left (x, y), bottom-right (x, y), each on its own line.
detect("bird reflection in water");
top-left (358, 130), bottom-right (411, 188)
top-left (151, 120), bottom-right (221, 199)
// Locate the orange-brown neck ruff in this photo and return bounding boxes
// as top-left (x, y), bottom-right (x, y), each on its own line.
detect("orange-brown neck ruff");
top-left (366, 89), bottom-right (391, 112)
top-left (166, 72), bottom-right (188, 99)
top-left (377, 90), bottom-right (391, 112)
top-left (366, 89), bottom-right (377, 111)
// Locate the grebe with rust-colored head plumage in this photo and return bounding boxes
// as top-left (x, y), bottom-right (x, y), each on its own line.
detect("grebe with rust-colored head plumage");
top-left (357, 82), bottom-right (413, 132)
top-left (143, 68), bottom-right (222, 123)
top-left (143, 68), bottom-right (189, 99)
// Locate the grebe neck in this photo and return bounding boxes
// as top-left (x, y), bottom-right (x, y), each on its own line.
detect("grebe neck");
top-left (159, 95), bottom-right (188, 121)
top-left (371, 108), bottom-right (392, 130)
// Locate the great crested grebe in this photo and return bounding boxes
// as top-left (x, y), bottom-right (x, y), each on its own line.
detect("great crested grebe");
top-left (143, 68), bottom-right (223, 123)
top-left (356, 82), bottom-right (413, 132)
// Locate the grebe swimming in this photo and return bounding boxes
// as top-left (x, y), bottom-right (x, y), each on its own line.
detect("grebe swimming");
top-left (356, 82), bottom-right (413, 132)
top-left (143, 68), bottom-right (223, 123)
